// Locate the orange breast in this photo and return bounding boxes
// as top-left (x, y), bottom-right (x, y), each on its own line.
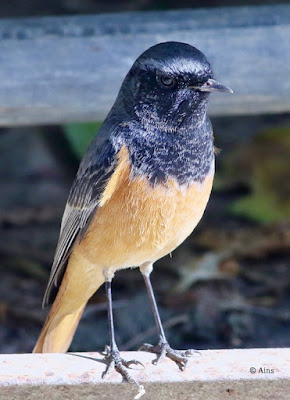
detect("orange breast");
top-left (71, 146), bottom-right (214, 272)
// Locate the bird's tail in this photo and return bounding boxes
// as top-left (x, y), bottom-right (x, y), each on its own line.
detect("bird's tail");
top-left (33, 254), bottom-right (105, 353)
top-left (33, 300), bottom-right (86, 353)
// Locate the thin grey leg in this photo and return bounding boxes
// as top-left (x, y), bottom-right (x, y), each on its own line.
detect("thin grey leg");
top-left (105, 280), bottom-right (118, 351)
top-left (102, 272), bottom-right (144, 397)
top-left (139, 262), bottom-right (199, 370)
top-left (142, 272), bottom-right (166, 340)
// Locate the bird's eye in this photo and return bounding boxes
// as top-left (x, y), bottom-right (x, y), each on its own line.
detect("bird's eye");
top-left (160, 75), bottom-right (176, 88)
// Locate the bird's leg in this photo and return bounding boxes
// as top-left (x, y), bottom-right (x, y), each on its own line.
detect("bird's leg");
top-left (139, 262), bottom-right (199, 371)
top-left (102, 270), bottom-right (144, 395)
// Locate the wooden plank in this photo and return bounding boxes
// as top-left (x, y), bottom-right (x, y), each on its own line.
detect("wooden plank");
top-left (0, 5), bottom-right (289, 126)
top-left (0, 349), bottom-right (289, 399)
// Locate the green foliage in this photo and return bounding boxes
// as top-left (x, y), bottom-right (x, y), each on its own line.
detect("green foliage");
top-left (230, 127), bottom-right (290, 223)
top-left (63, 122), bottom-right (103, 158)
top-left (230, 194), bottom-right (289, 223)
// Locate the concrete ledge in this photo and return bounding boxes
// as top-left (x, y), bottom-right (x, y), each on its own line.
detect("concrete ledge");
top-left (0, 349), bottom-right (289, 399)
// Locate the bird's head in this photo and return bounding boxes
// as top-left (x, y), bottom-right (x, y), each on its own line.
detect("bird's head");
top-left (120, 41), bottom-right (232, 131)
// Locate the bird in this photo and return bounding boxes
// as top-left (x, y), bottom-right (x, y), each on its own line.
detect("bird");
top-left (33, 41), bottom-right (232, 389)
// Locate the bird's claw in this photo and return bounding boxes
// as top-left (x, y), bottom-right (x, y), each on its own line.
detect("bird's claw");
top-left (139, 337), bottom-right (200, 371)
top-left (102, 345), bottom-right (145, 399)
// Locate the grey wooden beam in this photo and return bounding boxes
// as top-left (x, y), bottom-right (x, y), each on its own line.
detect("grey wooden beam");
top-left (0, 5), bottom-right (289, 126)
top-left (0, 349), bottom-right (290, 399)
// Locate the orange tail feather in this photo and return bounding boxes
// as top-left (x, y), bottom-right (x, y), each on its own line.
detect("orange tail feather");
top-left (33, 252), bottom-right (105, 353)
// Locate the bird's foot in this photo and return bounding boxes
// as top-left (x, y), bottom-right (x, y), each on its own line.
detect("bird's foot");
top-left (102, 345), bottom-right (145, 399)
top-left (139, 336), bottom-right (200, 371)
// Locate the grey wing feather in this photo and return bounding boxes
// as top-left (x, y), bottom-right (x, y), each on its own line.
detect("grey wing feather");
top-left (42, 138), bottom-right (118, 308)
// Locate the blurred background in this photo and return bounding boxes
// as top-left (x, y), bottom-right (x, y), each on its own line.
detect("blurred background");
top-left (0, 0), bottom-right (289, 355)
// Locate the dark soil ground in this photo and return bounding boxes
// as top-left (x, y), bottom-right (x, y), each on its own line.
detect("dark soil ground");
top-left (1, 113), bottom-right (289, 355)
top-left (0, 0), bottom-right (289, 359)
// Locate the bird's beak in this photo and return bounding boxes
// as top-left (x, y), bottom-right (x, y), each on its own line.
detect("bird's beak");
top-left (198, 78), bottom-right (233, 93)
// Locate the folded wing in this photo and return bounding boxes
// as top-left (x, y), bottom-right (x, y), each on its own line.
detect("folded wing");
top-left (42, 139), bottom-right (118, 307)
